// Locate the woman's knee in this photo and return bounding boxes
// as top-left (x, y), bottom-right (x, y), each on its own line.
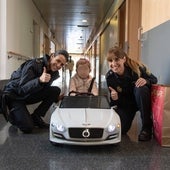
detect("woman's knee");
top-left (134, 86), bottom-right (150, 98)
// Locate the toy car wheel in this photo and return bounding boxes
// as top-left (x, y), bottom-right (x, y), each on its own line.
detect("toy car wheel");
top-left (50, 141), bottom-right (59, 146)
top-left (50, 141), bottom-right (64, 147)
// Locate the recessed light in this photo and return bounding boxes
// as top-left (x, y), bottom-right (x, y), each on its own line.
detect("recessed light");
top-left (82, 19), bottom-right (87, 23)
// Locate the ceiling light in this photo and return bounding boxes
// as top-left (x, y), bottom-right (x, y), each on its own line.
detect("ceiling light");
top-left (82, 19), bottom-right (87, 23)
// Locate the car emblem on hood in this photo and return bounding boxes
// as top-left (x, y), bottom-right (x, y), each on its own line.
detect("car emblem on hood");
top-left (82, 123), bottom-right (91, 126)
top-left (82, 129), bottom-right (90, 138)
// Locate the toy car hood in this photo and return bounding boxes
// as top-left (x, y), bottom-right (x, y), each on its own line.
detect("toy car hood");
top-left (52, 108), bottom-right (117, 127)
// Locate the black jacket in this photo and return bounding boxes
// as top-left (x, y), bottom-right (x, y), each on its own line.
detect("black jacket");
top-left (4, 55), bottom-right (60, 99)
top-left (106, 66), bottom-right (158, 107)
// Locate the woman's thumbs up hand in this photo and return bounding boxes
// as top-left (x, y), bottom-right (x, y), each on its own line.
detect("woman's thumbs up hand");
top-left (109, 86), bottom-right (118, 100)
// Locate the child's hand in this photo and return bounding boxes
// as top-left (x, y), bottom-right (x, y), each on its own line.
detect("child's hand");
top-left (58, 93), bottom-right (64, 101)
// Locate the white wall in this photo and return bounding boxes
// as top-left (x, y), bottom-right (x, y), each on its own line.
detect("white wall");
top-left (0, 0), bottom-right (7, 79)
top-left (0, 0), bottom-right (53, 79)
top-left (142, 0), bottom-right (170, 33)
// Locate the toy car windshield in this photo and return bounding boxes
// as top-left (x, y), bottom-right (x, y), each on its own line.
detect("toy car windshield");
top-left (59, 95), bottom-right (110, 109)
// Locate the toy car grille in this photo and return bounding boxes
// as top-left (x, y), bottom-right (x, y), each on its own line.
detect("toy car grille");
top-left (69, 128), bottom-right (103, 138)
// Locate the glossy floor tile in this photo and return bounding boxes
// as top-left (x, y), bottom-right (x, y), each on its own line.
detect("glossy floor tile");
top-left (0, 114), bottom-right (170, 170)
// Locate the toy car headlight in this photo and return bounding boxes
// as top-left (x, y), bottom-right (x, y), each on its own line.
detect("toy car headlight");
top-left (107, 125), bottom-right (116, 132)
top-left (107, 123), bottom-right (121, 132)
top-left (51, 122), bottom-right (66, 132)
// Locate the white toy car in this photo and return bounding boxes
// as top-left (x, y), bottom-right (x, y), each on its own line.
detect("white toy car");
top-left (49, 93), bottom-right (121, 146)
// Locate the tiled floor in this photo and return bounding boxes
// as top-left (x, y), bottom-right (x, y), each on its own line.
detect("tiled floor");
top-left (0, 114), bottom-right (170, 170)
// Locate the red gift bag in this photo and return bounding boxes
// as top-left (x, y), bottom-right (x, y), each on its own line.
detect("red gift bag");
top-left (151, 84), bottom-right (170, 147)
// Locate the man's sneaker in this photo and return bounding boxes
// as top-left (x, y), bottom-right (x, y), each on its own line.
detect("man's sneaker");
top-left (31, 114), bottom-right (49, 129)
top-left (138, 130), bottom-right (152, 141)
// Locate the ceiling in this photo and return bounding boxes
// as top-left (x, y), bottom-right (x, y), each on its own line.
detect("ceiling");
top-left (32, 0), bottom-right (115, 54)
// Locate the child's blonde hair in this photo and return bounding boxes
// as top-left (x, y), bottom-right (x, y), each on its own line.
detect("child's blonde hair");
top-left (76, 58), bottom-right (91, 69)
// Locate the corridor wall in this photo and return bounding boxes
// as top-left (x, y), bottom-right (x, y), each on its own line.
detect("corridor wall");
top-left (141, 0), bottom-right (170, 84)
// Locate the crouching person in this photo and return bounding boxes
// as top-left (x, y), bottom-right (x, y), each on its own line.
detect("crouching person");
top-left (3, 50), bottom-right (69, 133)
top-left (105, 46), bottom-right (157, 141)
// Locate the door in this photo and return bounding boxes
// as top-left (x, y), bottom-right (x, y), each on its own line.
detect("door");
top-left (126, 0), bottom-right (142, 60)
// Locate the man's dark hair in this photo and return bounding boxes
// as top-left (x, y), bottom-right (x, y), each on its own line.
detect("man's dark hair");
top-left (54, 50), bottom-right (69, 62)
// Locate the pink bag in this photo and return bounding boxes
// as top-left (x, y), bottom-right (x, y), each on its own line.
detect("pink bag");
top-left (151, 84), bottom-right (170, 147)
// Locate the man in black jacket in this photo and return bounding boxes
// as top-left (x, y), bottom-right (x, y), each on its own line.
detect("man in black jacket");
top-left (4, 50), bottom-right (69, 133)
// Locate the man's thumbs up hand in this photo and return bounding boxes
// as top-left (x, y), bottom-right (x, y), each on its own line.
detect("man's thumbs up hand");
top-left (43, 67), bottom-right (47, 73)
top-left (39, 67), bottom-right (51, 83)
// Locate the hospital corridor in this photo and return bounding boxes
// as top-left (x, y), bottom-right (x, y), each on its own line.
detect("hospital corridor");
top-left (1, 0), bottom-right (170, 169)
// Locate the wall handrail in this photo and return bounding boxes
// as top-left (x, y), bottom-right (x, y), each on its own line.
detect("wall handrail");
top-left (7, 51), bottom-right (31, 61)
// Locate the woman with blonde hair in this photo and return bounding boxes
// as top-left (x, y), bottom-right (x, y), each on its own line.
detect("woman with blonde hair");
top-left (106, 46), bottom-right (157, 141)
top-left (69, 58), bottom-right (98, 95)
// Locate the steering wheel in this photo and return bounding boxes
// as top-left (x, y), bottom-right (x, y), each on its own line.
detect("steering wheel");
top-left (68, 91), bottom-right (94, 96)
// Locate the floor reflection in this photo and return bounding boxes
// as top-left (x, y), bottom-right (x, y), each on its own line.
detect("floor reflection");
top-left (0, 114), bottom-right (170, 170)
